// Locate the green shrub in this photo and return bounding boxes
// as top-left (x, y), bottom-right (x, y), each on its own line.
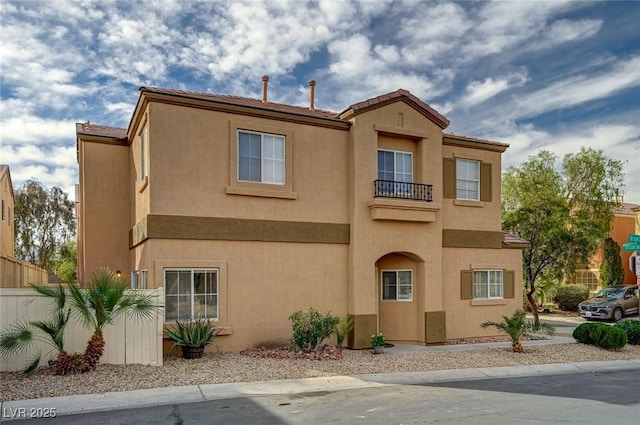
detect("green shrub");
top-left (553, 285), bottom-right (589, 311)
top-left (573, 322), bottom-right (627, 349)
top-left (596, 326), bottom-right (627, 349)
top-left (289, 308), bottom-right (340, 352)
top-left (573, 322), bottom-right (607, 344)
top-left (614, 320), bottom-right (640, 345)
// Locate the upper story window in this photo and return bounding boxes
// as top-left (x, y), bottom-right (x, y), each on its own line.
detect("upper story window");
top-left (238, 131), bottom-right (285, 185)
top-left (473, 270), bottom-right (503, 299)
top-left (140, 125), bottom-right (148, 180)
top-left (456, 158), bottom-right (479, 200)
top-left (378, 149), bottom-right (412, 183)
top-left (1, 199), bottom-right (4, 220)
top-left (444, 157), bottom-right (492, 203)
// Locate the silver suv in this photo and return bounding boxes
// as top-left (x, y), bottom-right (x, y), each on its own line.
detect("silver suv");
top-left (578, 285), bottom-right (639, 321)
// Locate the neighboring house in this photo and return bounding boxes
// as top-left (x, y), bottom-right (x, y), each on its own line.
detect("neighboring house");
top-left (76, 81), bottom-right (528, 351)
top-left (0, 165), bottom-right (48, 287)
top-left (0, 165), bottom-right (15, 257)
top-left (575, 202), bottom-right (640, 291)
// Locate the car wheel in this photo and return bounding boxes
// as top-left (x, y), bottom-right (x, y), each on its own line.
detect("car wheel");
top-left (613, 308), bottom-right (623, 321)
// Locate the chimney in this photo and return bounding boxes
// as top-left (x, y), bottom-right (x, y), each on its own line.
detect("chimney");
top-left (309, 80), bottom-right (316, 111)
top-left (262, 75), bottom-right (269, 103)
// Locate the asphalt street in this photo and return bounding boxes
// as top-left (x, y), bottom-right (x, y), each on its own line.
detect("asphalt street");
top-left (12, 368), bottom-right (640, 425)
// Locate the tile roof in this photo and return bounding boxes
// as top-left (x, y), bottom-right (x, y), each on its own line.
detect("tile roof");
top-left (614, 202), bottom-right (640, 215)
top-left (443, 133), bottom-right (509, 149)
top-left (139, 86), bottom-right (342, 122)
top-left (340, 89), bottom-right (450, 129)
top-left (76, 122), bottom-right (127, 140)
top-left (503, 232), bottom-right (530, 248)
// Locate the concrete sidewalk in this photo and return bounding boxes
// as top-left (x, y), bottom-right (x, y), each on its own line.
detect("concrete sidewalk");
top-left (2, 333), bottom-right (638, 422)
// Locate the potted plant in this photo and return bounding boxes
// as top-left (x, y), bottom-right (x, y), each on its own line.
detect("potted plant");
top-left (371, 332), bottom-right (385, 354)
top-left (166, 316), bottom-right (220, 359)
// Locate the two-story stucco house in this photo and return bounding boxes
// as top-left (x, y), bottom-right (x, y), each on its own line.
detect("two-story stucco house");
top-left (76, 80), bottom-right (528, 351)
top-left (0, 165), bottom-right (15, 258)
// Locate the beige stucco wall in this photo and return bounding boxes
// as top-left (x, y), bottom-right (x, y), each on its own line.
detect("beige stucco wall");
top-left (345, 102), bottom-right (444, 344)
top-left (78, 141), bottom-right (130, 283)
top-left (139, 102), bottom-right (350, 223)
top-left (441, 144), bottom-right (503, 231)
top-left (443, 247), bottom-right (523, 339)
top-left (135, 238), bottom-right (348, 352)
top-left (0, 171), bottom-right (14, 257)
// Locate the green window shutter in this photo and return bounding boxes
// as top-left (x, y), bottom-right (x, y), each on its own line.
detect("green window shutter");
top-left (443, 158), bottom-right (456, 199)
top-left (504, 270), bottom-right (515, 298)
top-left (460, 270), bottom-right (473, 299)
top-left (480, 162), bottom-right (492, 202)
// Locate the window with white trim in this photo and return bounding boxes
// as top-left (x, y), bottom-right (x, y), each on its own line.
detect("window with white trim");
top-left (238, 131), bottom-right (285, 184)
top-left (378, 150), bottom-right (412, 183)
top-left (575, 269), bottom-right (599, 292)
top-left (165, 269), bottom-right (218, 321)
top-left (456, 158), bottom-right (479, 200)
top-left (140, 124), bottom-right (148, 180)
top-left (381, 270), bottom-right (413, 301)
top-left (131, 271), bottom-right (139, 289)
top-left (140, 269), bottom-right (148, 289)
top-left (473, 270), bottom-right (503, 299)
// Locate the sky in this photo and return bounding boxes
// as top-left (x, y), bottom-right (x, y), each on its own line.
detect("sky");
top-left (1, 0), bottom-right (639, 204)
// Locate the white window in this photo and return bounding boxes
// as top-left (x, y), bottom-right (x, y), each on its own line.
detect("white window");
top-left (575, 269), bottom-right (599, 292)
top-left (165, 269), bottom-right (218, 321)
top-left (140, 269), bottom-right (148, 289)
top-left (381, 270), bottom-right (413, 301)
top-left (238, 131), bottom-right (285, 184)
top-left (473, 270), bottom-right (503, 299)
top-left (131, 271), bottom-right (139, 289)
top-left (456, 158), bottom-right (479, 200)
top-left (140, 125), bottom-right (148, 180)
top-left (378, 150), bottom-right (412, 183)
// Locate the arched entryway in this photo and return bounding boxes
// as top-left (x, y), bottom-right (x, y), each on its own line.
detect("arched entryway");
top-left (376, 252), bottom-right (424, 343)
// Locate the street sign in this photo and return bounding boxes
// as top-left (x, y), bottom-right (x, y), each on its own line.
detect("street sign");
top-left (623, 242), bottom-right (640, 251)
top-left (628, 234), bottom-right (640, 243)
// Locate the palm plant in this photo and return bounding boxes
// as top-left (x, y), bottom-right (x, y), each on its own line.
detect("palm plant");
top-left (481, 310), bottom-right (555, 353)
top-left (67, 267), bottom-right (159, 370)
top-left (0, 283), bottom-right (73, 375)
top-left (334, 316), bottom-right (354, 349)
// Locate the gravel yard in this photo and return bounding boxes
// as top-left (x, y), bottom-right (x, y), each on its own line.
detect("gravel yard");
top-left (2, 342), bottom-right (639, 402)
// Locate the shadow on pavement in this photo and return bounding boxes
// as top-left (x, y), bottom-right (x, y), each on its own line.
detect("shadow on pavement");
top-left (419, 369), bottom-right (640, 406)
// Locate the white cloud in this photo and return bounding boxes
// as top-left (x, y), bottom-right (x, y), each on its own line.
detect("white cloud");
top-left (458, 72), bottom-right (528, 108)
top-left (0, 115), bottom-right (77, 145)
top-left (514, 55), bottom-right (640, 119)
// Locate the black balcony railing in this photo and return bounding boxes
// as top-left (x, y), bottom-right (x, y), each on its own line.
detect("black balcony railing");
top-left (374, 180), bottom-right (433, 202)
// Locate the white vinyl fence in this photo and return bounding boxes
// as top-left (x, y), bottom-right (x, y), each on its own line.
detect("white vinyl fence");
top-left (0, 288), bottom-right (164, 372)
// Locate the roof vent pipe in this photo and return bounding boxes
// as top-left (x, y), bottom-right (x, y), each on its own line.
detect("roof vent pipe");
top-left (262, 75), bottom-right (269, 103)
top-left (309, 80), bottom-right (316, 111)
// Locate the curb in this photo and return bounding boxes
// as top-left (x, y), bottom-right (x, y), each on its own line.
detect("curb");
top-left (2, 360), bottom-right (639, 421)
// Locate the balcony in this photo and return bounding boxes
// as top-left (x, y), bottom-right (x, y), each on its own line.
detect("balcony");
top-left (373, 180), bottom-right (433, 202)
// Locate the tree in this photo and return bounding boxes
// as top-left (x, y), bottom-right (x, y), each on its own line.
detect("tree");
top-left (502, 148), bottom-right (624, 325)
top-left (600, 237), bottom-right (624, 287)
top-left (481, 310), bottom-right (555, 353)
top-left (56, 240), bottom-right (77, 283)
top-left (14, 179), bottom-right (75, 271)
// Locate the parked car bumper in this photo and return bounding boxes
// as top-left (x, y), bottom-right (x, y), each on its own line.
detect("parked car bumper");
top-left (579, 308), bottom-right (613, 320)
